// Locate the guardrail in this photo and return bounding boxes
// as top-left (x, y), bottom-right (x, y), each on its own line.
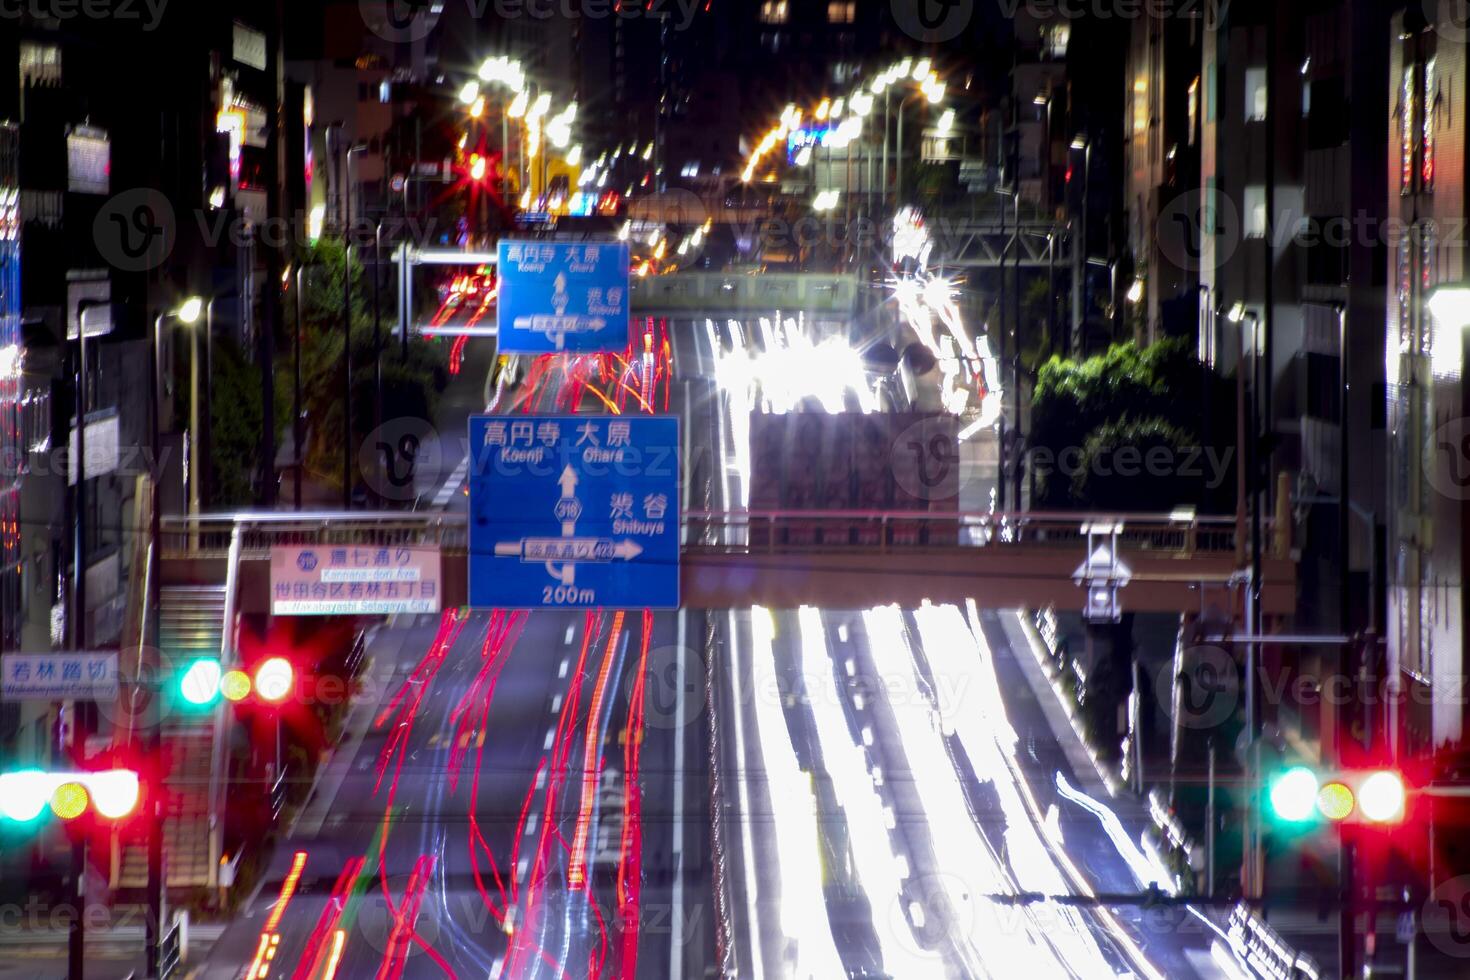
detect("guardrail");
top-left (160, 510), bottom-right (1245, 560)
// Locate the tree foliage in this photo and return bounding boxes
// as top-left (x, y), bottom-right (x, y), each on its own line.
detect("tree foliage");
top-left (278, 237), bottom-right (448, 497)
top-left (1030, 337), bottom-right (1235, 511)
top-left (208, 336), bottom-right (264, 507)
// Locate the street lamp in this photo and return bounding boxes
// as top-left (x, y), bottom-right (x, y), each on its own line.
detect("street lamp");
top-left (895, 85), bottom-right (943, 213)
top-left (145, 295), bottom-right (200, 980)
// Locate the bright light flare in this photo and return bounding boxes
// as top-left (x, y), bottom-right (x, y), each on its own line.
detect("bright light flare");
top-left (180, 658), bottom-right (223, 706)
top-left (0, 770), bottom-right (49, 822)
top-left (89, 770), bottom-right (140, 820)
top-left (254, 657), bottom-right (294, 704)
top-left (1358, 771), bottom-right (1406, 823)
top-left (1269, 766), bottom-right (1320, 823)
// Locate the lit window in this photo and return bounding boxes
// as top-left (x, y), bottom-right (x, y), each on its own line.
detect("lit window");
top-left (1245, 68), bottom-right (1268, 122)
top-left (1423, 58), bottom-right (1436, 191)
top-left (827, 1), bottom-right (855, 23)
top-left (19, 43), bottom-right (62, 87)
top-left (1187, 76), bottom-right (1199, 146)
top-left (1402, 66), bottom-right (1415, 193)
top-left (760, 1), bottom-right (788, 24)
top-left (1046, 23), bottom-right (1070, 58)
top-left (1244, 185), bottom-right (1266, 238)
top-left (1131, 78), bottom-right (1148, 136)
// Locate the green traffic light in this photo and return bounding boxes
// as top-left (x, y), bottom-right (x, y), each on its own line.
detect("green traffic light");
top-left (179, 658), bottom-right (223, 707)
top-left (1268, 766), bottom-right (1319, 823)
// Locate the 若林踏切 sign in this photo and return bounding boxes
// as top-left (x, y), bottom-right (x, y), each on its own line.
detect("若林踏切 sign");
top-left (270, 545), bottom-right (441, 615)
top-left (2, 652), bottom-right (118, 701)
top-left (467, 414), bottom-right (679, 609)
top-left (496, 240), bottom-right (629, 353)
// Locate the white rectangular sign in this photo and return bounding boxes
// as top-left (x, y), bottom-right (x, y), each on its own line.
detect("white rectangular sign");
top-left (2, 652), bottom-right (119, 701)
top-left (69, 412), bottom-right (120, 485)
top-left (270, 545), bottom-right (441, 615)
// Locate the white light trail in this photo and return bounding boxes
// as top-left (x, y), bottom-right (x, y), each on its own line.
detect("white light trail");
top-left (750, 608), bottom-right (846, 979)
top-left (796, 607), bottom-right (946, 978)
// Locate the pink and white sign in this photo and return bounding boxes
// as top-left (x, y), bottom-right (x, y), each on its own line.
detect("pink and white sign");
top-left (270, 545), bottom-right (441, 615)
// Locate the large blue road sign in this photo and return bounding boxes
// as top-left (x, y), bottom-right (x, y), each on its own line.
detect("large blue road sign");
top-left (468, 414), bottom-right (679, 609)
top-left (496, 240), bottom-right (630, 353)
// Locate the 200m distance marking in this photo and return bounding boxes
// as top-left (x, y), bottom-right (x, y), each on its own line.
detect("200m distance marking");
top-left (543, 584), bottom-right (596, 605)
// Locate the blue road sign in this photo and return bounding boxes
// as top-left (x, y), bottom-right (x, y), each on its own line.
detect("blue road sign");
top-left (468, 414), bottom-right (679, 609)
top-left (496, 240), bottom-right (630, 353)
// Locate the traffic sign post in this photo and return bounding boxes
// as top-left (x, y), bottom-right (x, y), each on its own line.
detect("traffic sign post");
top-left (497, 241), bottom-right (630, 353)
top-left (467, 414), bottom-right (679, 609)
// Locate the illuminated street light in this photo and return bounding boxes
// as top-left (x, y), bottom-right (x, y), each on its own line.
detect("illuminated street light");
top-left (913, 58), bottom-right (932, 81)
top-left (458, 80), bottom-right (481, 106)
top-left (178, 296), bottom-right (204, 324)
top-left (469, 95), bottom-right (485, 119)
top-left (508, 91), bottom-right (529, 118)
top-left (937, 108), bottom-right (955, 133)
top-left (1427, 285), bottom-right (1470, 328)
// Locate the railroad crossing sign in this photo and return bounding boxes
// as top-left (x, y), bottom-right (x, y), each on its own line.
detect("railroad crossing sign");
top-left (467, 414), bottom-right (679, 609)
top-left (496, 240), bottom-right (630, 353)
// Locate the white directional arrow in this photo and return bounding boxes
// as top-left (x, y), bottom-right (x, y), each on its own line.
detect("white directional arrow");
top-left (558, 466), bottom-right (579, 497)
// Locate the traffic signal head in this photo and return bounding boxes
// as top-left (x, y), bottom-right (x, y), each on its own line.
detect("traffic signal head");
top-left (1267, 767), bottom-right (1406, 826)
top-left (0, 769), bottom-right (140, 824)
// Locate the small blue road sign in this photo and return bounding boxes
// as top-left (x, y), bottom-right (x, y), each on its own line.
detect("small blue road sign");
top-left (496, 240), bottom-right (630, 353)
